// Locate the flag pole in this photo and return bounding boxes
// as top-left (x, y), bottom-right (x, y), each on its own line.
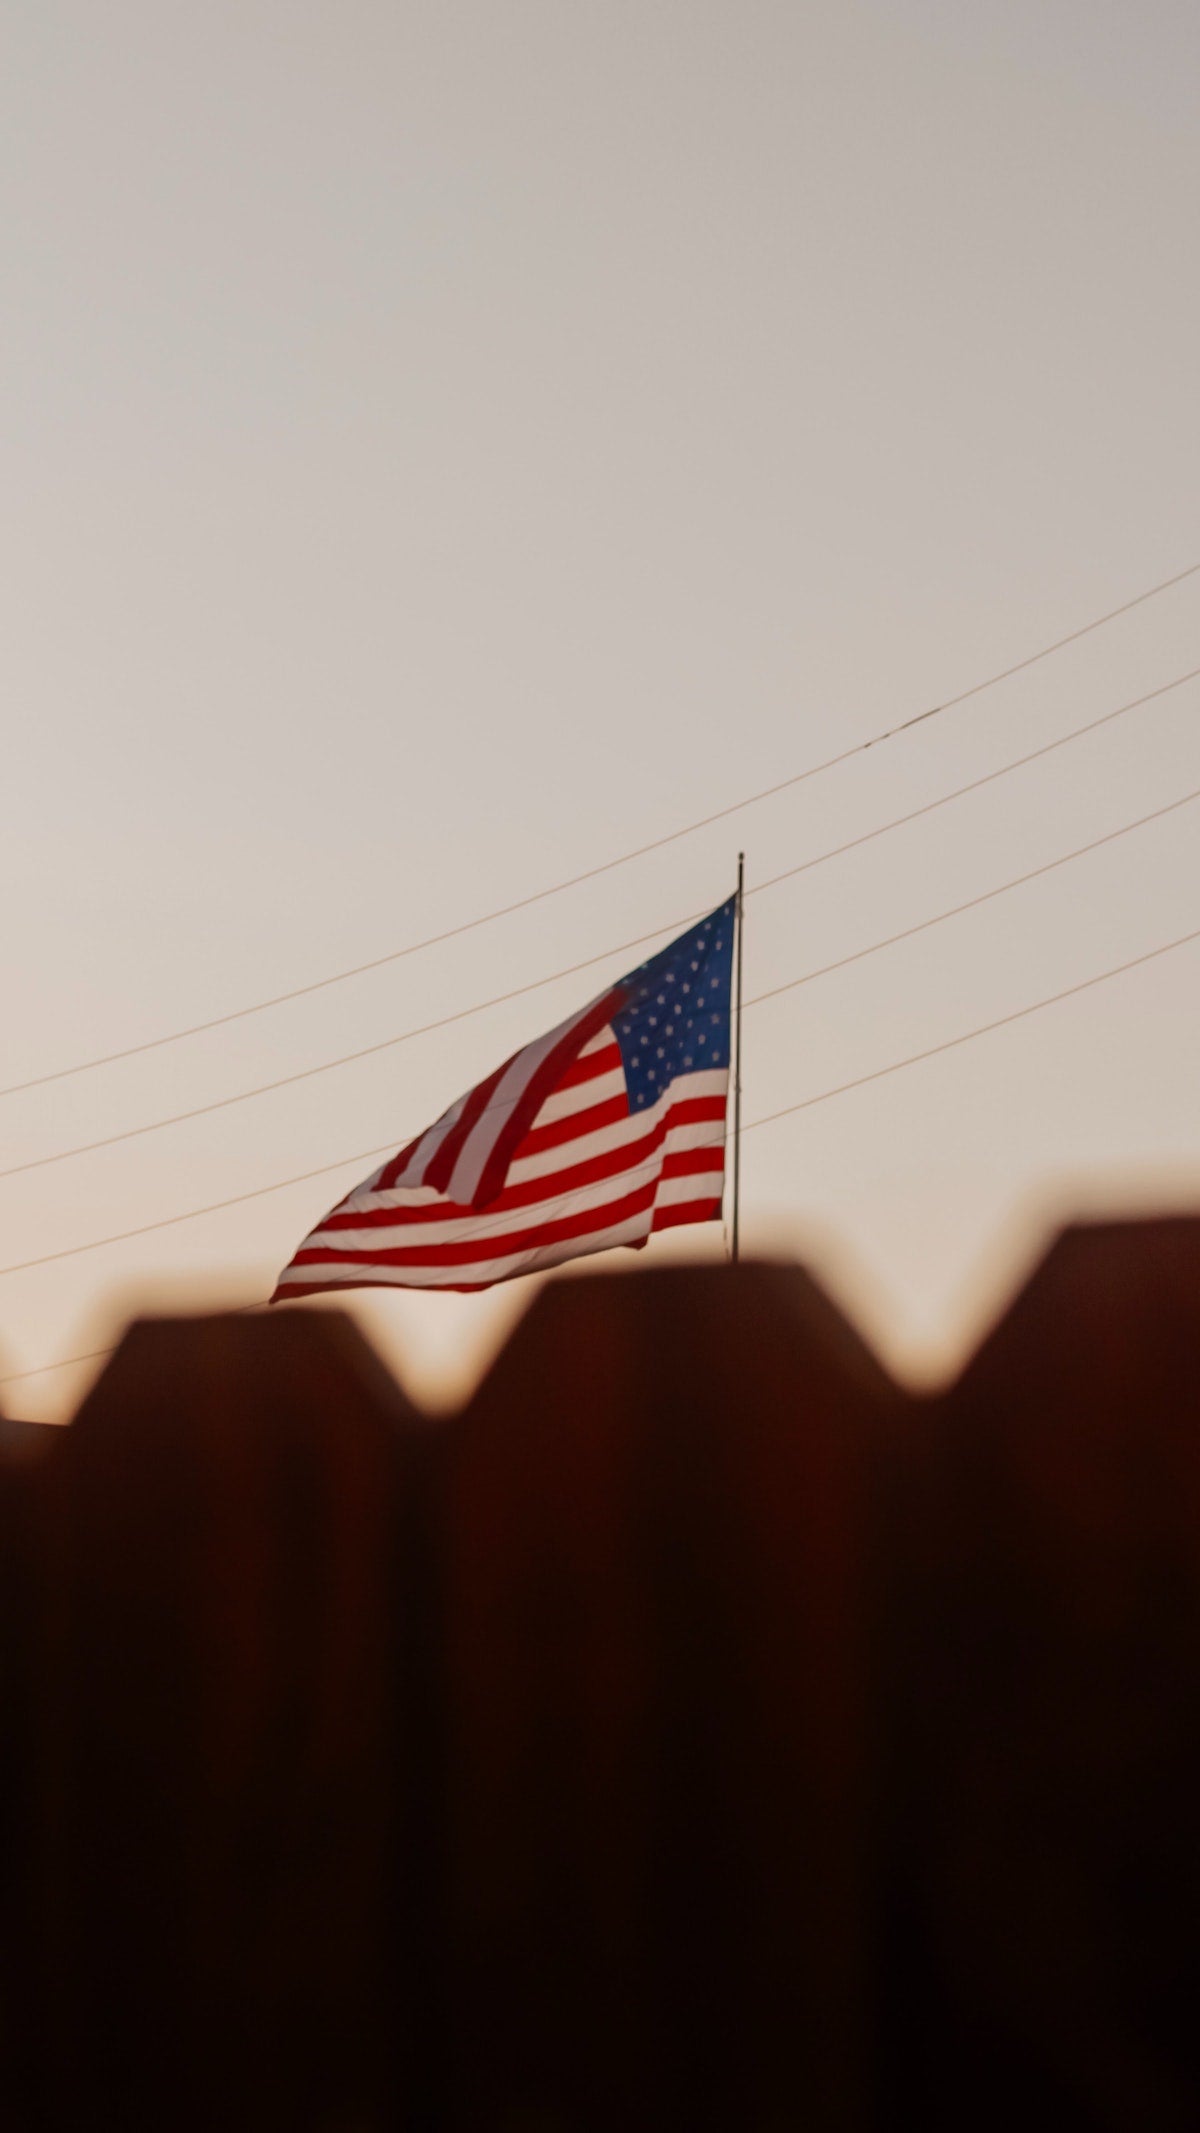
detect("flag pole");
top-left (732, 851), bottom-right (745, 1264)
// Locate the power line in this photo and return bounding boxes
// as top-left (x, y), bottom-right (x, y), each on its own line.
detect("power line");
top-left (2, 1342), bottom-right (134, 1389)
top-left (4, 657), bottom-right (1195, 1185)
top-left (0, 914), bottom-right (699, 1181)
top-left (875, 556), bottom-right (1200, 727)
top-left (7, 913), bottom-right (1198, 1393)
top-left (4, 776), bottom-right (1196, 1281)
top-left (8, 1122), bottom-right (731, 1387)
top-left (5, 557), bottom-right (1198, 1102)
top-left (745, 784), bottom-right (1200, 1008)
top-left (746, 924), bottom-right (1200, 1133)
top-left (2, 1302), bottom-right (269, 1392)
top-left (747, 664), bottom-right (1200, 902)
top-left (0, 1144), bottom-right (398, 1279)
top-left (0, 1135), bottom-right (727, 1382)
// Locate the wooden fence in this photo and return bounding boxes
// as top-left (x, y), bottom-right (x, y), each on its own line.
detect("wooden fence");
top-left (1, 1217), bottom-right (1197, 2128)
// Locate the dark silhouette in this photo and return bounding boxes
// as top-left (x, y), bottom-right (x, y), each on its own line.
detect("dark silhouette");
top-left (1, 1222), bottom-right (1197, 2126)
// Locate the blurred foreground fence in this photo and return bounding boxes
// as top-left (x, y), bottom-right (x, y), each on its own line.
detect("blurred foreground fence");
top-left (1, 1218), bottom-right (1198, 2129)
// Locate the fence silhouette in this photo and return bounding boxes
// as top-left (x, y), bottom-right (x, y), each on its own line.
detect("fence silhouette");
top-left (1, 1217), bottom-right (1197, 2128)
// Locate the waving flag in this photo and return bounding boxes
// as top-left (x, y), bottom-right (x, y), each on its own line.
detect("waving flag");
top-left (272, 895), bottom-right (736, 1298)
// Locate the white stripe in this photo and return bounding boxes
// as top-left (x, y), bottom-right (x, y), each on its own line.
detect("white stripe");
top-left (309, 1123), bottom-right (725, 1253)
top-left (280, 1161), bottom-right (725, 1295)
top-left (465, 1209), bottom-right (656, 1282)
top-left (393, 1088), bottom-right (469, 1191)
top-left (280, 1155), bottom-right (724, 1293)
top-left (279, 1212), bottom-right (649, 1291)
top-left (506, 1114), bottom-right (637, 1186)
top-left (508, 1067), bottom-right (727, 1185)
top-left (445, 989), bottom-right (609, 1205)
top-left (331, 1068), bottom-right (725, 1220)
top-left (279, 1206), bottom-right (662, 1293)
top-left (651, 1166), bottom-right (724, 1209)
top-left (509, 1105), bottom-right (724, 1187)
top-left (342, 1181), bottom-right (441, 1214)
top-left (531, 1061), bottom-right (625, 1129)
top-left (388, 1022), bottom-right (617, 1202)
top-left (340, 1025), bottom-right (605, 1206)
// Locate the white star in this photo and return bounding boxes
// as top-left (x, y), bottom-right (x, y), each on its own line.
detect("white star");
top-left (698, 1031), bottom-right (706, 1044)
top-left (657, 1047), bottom-right (664, 1057)
top-left (682, 982), bottom-right (690, 993)
top-left (684, 1055), bottom-right (693, 1067)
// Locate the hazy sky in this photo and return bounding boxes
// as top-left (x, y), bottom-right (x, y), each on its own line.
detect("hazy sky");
top-left (4, 0), bottom-right (1199, 1420)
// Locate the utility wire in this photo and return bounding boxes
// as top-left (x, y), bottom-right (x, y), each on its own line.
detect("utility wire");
top-left (4, 658), bottom-right (1195, 1185)
top-left (0, 917), bottom-right (699, 1181)
top-left (744, 784), bottom-right (1200, 1008)
top-left (3, 778), bottom-right (1196, 1280)
top-left (7, 914), bottom-right (1199, 1391)
top-left (747, 664), bottom-right (1200, 902)
top-left (0, 1133), bottom-right (728, 1380)
top-left (746, 924), bottom-right (1200, 1134)
top-left (2, 1342), bottom-right (136, 1389)
top-left (0, 1145), bottom-right (399, 1278)
top-left (874, 558), bottom-right (1200, 728)
top-left (5, 557), bottom-right (1198, 1101)
top-left (1, 1303), bottom-right (269, 1391)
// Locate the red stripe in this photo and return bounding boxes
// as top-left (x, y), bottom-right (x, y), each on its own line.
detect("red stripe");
top-left (651, 1196), bottom-right (722, 1234)
top-left (350, 1038), bottom-right (623, 1210)
top-left (279, 1268), bottom-right (576, 1299)
top-left (515, 1089), bottom-right (630, 1159)
top-left (422, 1058), bottom-right (514, 1195)
top-left (661, 1143), bottom-right (725, 1179)
top-left (500, 1111), bottom-right (723, 1204)
top-left (290, 1172), bottom-right (659, 1272)
top-left (516, 1085), bottom-right (725, 1163)
top-left (287, 1150), bottom-right (726, 1289)
top-left (319, 1098), bottom-right (726, 1233)
top-left (274, 1185), bottom-right (724, 1296)
top-left (467, 986), bottom-right (625, 1210)
top-left (275, 1270), bottom-right (542, 1298)
top-left (272, 1183), bottom-right (721, 1303)
top-left (553, 1039), bottom-right (621, 1093)
top-left (513, 1091), bottom-right (725, 1170)
top-left (375, 1132), bottom-right (425, 1195)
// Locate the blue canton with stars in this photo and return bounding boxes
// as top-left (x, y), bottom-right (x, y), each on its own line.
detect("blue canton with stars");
top-left (611, 894), bottom-right (736, 1111)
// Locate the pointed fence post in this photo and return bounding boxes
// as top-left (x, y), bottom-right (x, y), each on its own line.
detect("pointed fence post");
top-left (887, 1216), bottom-right (1200, 2127)
top-left (431, 1258), bottom-right (903, 2130)
top-left (0, 1407), bottom-right (54, 2121)
top-left (19, 1308), bottom-right (433, 2131)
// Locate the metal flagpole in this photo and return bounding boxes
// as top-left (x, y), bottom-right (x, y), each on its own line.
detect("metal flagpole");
top-left (732, 851), bottom-right (745, 1264)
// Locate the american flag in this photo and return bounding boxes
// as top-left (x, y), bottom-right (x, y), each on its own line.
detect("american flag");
top-left (272, 895), bottom-right (736, 1298)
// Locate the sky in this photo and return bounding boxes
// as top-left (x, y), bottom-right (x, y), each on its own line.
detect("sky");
top-left (3, 0), bottom-right (1198, 1421)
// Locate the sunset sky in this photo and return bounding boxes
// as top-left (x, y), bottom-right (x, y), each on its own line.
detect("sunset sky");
top-left (4, 0), bottom-right (1199, 1420)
